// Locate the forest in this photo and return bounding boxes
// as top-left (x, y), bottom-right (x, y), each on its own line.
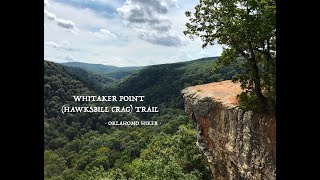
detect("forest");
top-left (44, 0), bottom-right (275, 178)
top-left (44, 57), bottom-right (241, 179)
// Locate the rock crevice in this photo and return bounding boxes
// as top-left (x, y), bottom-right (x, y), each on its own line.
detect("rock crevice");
top-left (182, 80), bottom-right (276, 180)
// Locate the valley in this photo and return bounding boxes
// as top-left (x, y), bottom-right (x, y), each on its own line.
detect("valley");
top-left (44, 57), bottom-right (241, 179)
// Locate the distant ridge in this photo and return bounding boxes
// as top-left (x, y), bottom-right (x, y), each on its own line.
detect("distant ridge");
top-left (59, 57), bottom-right (219, 73)
top-left (61, 61), bottom-right (142, 73)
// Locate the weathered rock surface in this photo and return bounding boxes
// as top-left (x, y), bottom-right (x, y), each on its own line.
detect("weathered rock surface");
top-left (182, 80), bottom-right (276, 180)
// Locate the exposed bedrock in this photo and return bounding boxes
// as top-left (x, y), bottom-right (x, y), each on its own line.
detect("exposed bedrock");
top-left (182, 80), bottom-right (276, 180)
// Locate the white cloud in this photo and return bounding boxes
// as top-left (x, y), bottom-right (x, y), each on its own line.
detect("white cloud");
top-left (45, 41), bottom-right (60, 48)
top-left (44, 0), bottom-right (223, 66)
top-left (46, 1), bottom-right (112, 30)
top-left (160, 0), bottom-right (178, 8)
top-left (92, 29), bottom-right (117, 39)
top-left (44, 0), bottom-right (49, 7)
top-left (44, 2), bottom-right (77, 32)
top-left (56, 19), bottom-right (76, 30)
top-left (134, 28), bottom-right (185, 46)
top-left (64, 54), bottom-right (76, 62)
top-left (44, 9), bottom-right (56, 20)
top-left (45, 40), bottom-right (76, 51)
top-left (117, 0), bottom-right (184, 46)
top-left (44, 54), bottom-right (76, 63)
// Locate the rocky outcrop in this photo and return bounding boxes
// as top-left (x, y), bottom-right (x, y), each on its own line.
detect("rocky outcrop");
top-left (182, 80), bottom-right (276, 180)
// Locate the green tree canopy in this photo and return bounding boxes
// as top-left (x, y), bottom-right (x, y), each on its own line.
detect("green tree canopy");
top-left (184, 0), bottom-right (276, 112)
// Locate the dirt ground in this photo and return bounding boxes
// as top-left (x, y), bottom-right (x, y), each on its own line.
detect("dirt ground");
top-left (186, 80), bottom-right (243, 106)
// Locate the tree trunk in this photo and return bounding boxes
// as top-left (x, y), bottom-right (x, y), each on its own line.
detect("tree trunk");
top-left (266, 38), bottom-right (272, 93)
top-left (248, 42), bottom-right (268, 108)
top-left (251, 58), bottom-right (267, 104)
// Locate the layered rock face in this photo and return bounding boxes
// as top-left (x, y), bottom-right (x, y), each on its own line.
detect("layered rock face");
top-left (182, 80), bottom-right (276, 180)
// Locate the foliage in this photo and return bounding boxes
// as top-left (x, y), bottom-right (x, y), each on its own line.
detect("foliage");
top-left (113, 57), bottom-right (240, 109)
top-left (63, 66), bottom-right (115, 93)
top-left (128, 125), bottom-right (212, 180)
top-left (44, 60), bottom-right (225, 179)
top-left (62, 61), bottom-right (142, 79)
top-left (184, 0), bottom-right (276, 113)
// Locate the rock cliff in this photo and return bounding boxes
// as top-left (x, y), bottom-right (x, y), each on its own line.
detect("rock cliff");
top-left (182, 80), bottom-right (276, 180)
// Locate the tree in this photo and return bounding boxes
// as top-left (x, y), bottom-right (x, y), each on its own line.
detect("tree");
top-left (184, 0), bottom-right (276, 112)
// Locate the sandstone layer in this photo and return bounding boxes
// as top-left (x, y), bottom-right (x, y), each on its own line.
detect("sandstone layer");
top-left (182, 80), bottom-right (276, 180)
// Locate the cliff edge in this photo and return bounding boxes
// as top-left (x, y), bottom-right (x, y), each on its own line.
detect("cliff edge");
top-left (182, 80), bottom-right (276, 180)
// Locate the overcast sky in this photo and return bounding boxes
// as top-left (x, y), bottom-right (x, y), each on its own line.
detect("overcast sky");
top-left (44, 0), bottom-right (223, 67)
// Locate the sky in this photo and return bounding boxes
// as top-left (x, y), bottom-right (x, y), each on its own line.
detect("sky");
top-left (44, 0), bottom-right (223, 67)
